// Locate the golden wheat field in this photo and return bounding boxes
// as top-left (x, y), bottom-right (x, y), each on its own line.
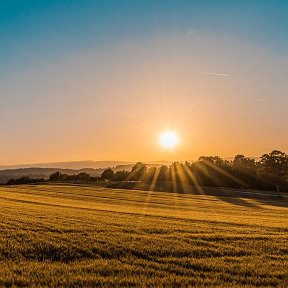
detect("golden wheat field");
top-left (0, 184), bottom-right (287, 287)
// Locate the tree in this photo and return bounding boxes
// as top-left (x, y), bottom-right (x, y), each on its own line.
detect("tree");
top-left (233, 155), bottom-right (256, 170)
top-left (49, 172), bottom-right (62, 181)
top-left (197, 156), bottom-right (241, 188)
top-left (232, 155), bottom-right (259, 189)
top-left (198, 156), bottom-right (226, 166)
top-left (170, 162), bottom-right (186, 183)
top-left (76, 172), bottom-right (91, 182)
top-left (260, 150), bottom-right (288, 179)
top-left (129, 162), bottom-right (147, 181)
top-left (260, 150), bottom-right (288, 191)
top-left (158, 165), bottom-right (170, 182)
top-left (6, 177), bottom-right (45, 185)
top-left (143, 167), bottom-right (157, 182)
top-left (101, 169), bottom-right (114, 181)
top-left (114, 170), bottom-right (129, 181)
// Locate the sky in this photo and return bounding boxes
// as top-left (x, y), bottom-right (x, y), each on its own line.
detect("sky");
top-left (0, 0), bottom-right (288, 165)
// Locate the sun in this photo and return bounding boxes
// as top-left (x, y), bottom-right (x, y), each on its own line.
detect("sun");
top-left (159, 131), bottom-right (179, 149)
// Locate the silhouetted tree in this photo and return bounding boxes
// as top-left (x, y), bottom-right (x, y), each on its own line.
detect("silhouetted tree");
top-left (76, 172), bottom-right (91, 182)
top-left (197, 156), bottom-right (243, 188)
top-left (101, 169), bottom-right (114, 180)
top-left (231, 155), bottom-right (259, 188)
top-left (49, 172), bottom-right (63, 181)
top-left (142, 167), bottom-right (157, 182)
top-left (129, 162), bottom-right (147, 181)
top-left (260, 150), bottom-right (288, 179)
top-left (170, 162), bottom-right (187, 183)
top-left (114, 170), bottom-right (129, 181)
top-left (158, 165), bottom-right (170, 182)
top-left (260, 150), bottom-right (288, 191)
top-left (233, 155), bottom-right (257, 170)
top-left (49, 171), bottom-right (99, 182)
top-left (6, 177), bottom-right (45, 185)
top-left (198, 156), bottom-right (226, 166)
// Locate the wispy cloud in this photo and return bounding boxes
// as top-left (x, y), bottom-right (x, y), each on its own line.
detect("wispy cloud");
top-left (186, 30), bottom-right (196, 36)
top-left (197, 72), bottom-right (231, 77)
top-left (255, 98), bottom-right (265, 102)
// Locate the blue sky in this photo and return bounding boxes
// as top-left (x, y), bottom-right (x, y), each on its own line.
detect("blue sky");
top-left (1, 0), bottom-right (288, 72)
top-left (0, 1), bottom-right (287, 164)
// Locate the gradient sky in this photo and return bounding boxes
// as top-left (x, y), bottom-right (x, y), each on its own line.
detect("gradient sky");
top-left (1, 0), bottom-right (288, 165)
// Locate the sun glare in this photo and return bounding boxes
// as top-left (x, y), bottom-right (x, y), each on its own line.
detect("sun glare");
top-left (159, 131), bottom-right (179, 149)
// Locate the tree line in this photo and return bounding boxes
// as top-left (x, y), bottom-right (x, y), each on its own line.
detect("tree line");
top-left (4, 150), bottom-right (288, 192)
top-left (99, 150), bottom-right (288, 192)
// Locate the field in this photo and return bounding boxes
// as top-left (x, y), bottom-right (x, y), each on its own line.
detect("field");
top-left (0, 184), bottom-right (287, 287)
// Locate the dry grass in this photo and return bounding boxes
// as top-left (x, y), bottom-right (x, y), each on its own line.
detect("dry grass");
top-left (0, 184), bottom-right (287, 287)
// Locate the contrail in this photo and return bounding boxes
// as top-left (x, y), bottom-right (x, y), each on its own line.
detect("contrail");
top-left (197, 72), bottom-right (231, 77)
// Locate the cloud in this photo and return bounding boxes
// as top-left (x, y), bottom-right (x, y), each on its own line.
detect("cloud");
top-left (186, 30), bottom-right (196, 36)
top-left (197, 72), bottom-right (231, 77)
top-left (255, 98), bottom-right (265, 102)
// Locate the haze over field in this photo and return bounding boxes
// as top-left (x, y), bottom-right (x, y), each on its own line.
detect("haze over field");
top-left (1, 0), bottom-right (287, 166)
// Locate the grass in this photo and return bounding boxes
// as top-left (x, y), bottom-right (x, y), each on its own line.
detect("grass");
top-left (0, 184), bottom-right (287, 287)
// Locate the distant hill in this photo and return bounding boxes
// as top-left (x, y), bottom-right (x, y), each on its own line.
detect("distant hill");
top-left (0, 162), bottom-right (175, 184)
top-left (0, 161), bottom-right (132, 170)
